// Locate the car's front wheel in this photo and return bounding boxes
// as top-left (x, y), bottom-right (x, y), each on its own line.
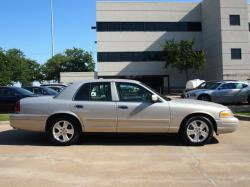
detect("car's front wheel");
top-left (180, 116), bottom-right (213, 146)
top-left (47, 117), bottom-right (81, 146)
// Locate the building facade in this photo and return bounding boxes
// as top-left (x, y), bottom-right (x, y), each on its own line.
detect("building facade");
top-left (96, 0), bottom-right (250, 93)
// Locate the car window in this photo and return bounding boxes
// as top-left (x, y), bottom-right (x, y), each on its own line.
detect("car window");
top-left (116, 82), bottom-right (152, 102)
top-left (198, 82), bottom-right (221, 90)
top-left (220, 83), bottom-right (236, 90)
top-left (33, 87), bottom-right (42, 94)
top-left (74, 82), bottom-right (112, 102)
top-left (90, 83), bottom-right (112, 101)
top-left (74, 83), bottom-right (90, 101)
top-left (0, 88), bottom-right (11, 97)
top-left (235, 83), bottom-right (249, 89)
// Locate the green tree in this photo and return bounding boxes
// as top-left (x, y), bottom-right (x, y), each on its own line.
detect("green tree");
top-left (43, 47), bottom-right (95, 81)
top-left (162, 40), bottom-right (206, 81)
top-left (0, 49), bottom-right (12, 86)
top-left (5, 48), bottom-right (42, 85)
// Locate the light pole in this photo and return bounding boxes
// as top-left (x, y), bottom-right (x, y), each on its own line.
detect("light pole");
top-left (50, 0), bottom-right (55, 57)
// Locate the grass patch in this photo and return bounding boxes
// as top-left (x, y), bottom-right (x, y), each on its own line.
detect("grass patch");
top-left (236, 112), bottom-right (250, 116)
top-left (0, 114), bottom-right (10, 121)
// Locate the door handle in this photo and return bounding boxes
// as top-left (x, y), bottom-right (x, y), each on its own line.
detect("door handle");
top-left (74, 105), bottom-right (84, 109)
top-left (118, 105), bottom-right (128, 110)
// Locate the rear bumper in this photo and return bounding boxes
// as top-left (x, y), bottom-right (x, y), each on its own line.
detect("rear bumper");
top-left (10, 114), bottom-right (47, 132)
top-left (216, 117), bottom-right (239, 134)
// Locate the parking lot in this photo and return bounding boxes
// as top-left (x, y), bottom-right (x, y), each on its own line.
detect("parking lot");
top-left (0, 121), bottom-right (249, 187)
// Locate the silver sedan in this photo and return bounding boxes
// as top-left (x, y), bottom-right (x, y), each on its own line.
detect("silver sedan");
top-left (10, 79), bottom-right (239, 146)
top-left (185, 81), bottom-right (250, 104)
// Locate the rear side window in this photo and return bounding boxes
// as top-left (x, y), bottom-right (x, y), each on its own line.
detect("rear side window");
top-left (74, 83), bottom-right (90, 101)
top-left (74, 82), bottom-right (112, 101)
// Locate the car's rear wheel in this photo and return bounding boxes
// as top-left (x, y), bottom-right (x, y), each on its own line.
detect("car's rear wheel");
top-left (198, 95), bottom-right (211, 102)
top-left (47, 117), bottom-right (81, 146)
top-left (180, 116), bottom-right (213, 146)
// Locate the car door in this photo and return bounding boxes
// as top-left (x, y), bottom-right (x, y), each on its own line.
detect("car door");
top-left (115, 82), bottom-right (170, 133)
top-left (71, 82), bottom-right (117, 132)
top-left (212, 83), bottom-right (240, 103)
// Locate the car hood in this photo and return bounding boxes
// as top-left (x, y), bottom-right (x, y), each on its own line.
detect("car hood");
top-left (170, 98), bottom-right (229, 110)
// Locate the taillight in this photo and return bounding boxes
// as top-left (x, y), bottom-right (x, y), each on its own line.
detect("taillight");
top-left (15, 101), bottom-right (20, 113)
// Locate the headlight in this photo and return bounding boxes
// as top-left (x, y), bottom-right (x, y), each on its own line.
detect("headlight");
top-left (220, 110), bottom-right (233, 118)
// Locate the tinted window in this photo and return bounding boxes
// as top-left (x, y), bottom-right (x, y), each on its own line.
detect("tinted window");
top-left (116, 82), bottom-right (152, 102)
top-left (33, 88), bottom-right (42, 94)
top-left (74, 83), bottom-right (90, 101)
top-left (14, 87), bottom-right (33, 96)
top-left (220, 83), bottom-right (237, 90)
top-left (0, 88), bottom-right (11, 97)
top-left (198, 82), bottom-right (221, 90)
top-left (97, 22), bottom-right (202, 32)
top-left (98, 52), bottom-right (164, 62)
top-left (231, 48), bottom-right (242, 59)
top-left (230, 15), bottom-right (240, 26)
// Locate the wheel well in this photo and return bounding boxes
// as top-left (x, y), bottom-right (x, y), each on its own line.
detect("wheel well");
top-left (179, 113), bottom-right (217, 134)
top-left (45, 113), bottom-right (83, 132)
top-left (198, 94), bottom-right (211, 100)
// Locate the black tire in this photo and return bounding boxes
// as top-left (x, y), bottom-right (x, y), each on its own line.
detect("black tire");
top-left (46, 117), bottom-right (82, 146)
top-left (198, 95), bottom-right (211, 102)
top-left (248, 96), bottom-right (250, 104)
top-left (180, 116), bottom-right (213, 146)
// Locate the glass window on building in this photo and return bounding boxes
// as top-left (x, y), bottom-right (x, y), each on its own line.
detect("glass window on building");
top-left (231, 48), bottom-right (242, 60)
top-left (230, 15), bottom-right (240, 26)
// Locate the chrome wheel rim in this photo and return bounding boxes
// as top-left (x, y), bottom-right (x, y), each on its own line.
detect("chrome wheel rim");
top-left (186, 120), bottom-right (209, 143)
top-left (52, 121), bottom-right (74, 143)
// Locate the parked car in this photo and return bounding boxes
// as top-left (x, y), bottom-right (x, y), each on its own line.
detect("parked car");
top-left (40, 84), bottom-right (68, 93)
top-left (185, 81), bottom-right (250, 104)
top-left (0, 87), bottom-right (37, 113)
top-left (23, 86), bottom-right (58, 96)
top-left (10, 79), bottom-right (239, 146)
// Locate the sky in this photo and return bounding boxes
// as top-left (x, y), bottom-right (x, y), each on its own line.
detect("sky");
top-left (0, 0), bottom-right (247, 64)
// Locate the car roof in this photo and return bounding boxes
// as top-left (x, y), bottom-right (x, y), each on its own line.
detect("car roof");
top-left (56, 79), bottom-right (141, 100)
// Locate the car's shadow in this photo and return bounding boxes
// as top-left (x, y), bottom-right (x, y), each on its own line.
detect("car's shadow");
top-left (0, 129), bottom-right (219, 146)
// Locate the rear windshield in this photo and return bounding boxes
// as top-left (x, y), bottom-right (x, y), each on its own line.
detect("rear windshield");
top-left (14, 87), bottom-right (34, 95)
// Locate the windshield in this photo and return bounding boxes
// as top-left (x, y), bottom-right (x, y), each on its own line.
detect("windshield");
top-left (197, 82), bottom-right (221, 90)
top-left (43, 87), bottom-right (59, 95)
top-left (14, 87), bottom-right (34, 95)
top-left (140, 83), bottom-right (170, 101)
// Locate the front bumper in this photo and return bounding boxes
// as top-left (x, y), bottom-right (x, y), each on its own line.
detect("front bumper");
top-left (10, 114), bottom-right (47, 132)
top-left (216, 117), bottom-right (239, 134)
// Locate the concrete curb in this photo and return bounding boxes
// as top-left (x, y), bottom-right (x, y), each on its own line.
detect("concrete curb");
top-left (235, 115), bottom-right (250, 121)
top-left (0, 121), bottom-right (9, 125)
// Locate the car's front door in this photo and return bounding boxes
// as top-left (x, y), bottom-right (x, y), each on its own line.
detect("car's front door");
top-left (71, 82), bottom-right (117, 132)
top-left (115, 82), bottom-right (170, 133)
top-left (212, 83), bottom-right (240, 103)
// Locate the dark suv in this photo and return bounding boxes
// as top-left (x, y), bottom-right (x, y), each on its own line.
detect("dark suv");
top-left (0, 87), bottom-right (36, 113)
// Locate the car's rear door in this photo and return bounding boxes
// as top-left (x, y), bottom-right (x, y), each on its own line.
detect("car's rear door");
top-left (71, 82), bottom-right (117, 132)
top-left (115, 82), bottom-right (170, 133)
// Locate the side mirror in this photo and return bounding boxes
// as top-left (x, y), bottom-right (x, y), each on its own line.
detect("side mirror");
top-left (151, 95), bottom-right (159, 103)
